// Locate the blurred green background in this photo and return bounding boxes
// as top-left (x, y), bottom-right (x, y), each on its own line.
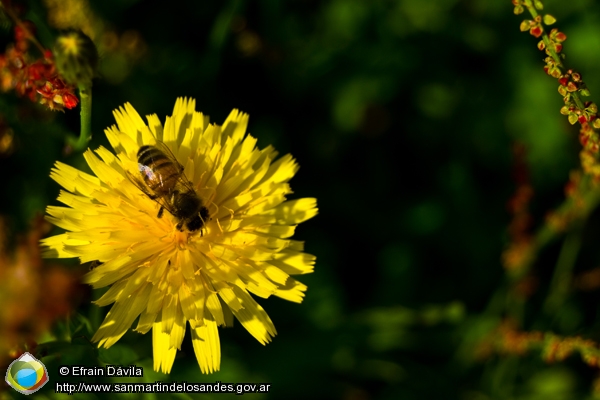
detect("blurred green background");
top-left (3, 0), bottom-right (600, 399)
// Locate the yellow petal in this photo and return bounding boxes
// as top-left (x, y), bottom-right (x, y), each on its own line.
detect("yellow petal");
top-left (93, 283), bottom-right (152, 348)
top-left (261, 198), bottom-right (319, 224)
top-left (161, 293), bottom-right (178, 334)
top-left (269, 250), bottom-right (316, 275)
top-left (192, 317), bottom-right (220, 374)
top-left (273, 277), bottom-right (308, 303)
top-left (94, 279), bottom-right (127, 306)
top-left (153, 321), bottom-right (177, 374)
top-left (113, 102), bottom-right (154, 145)
top-left (146, 113), bottom-right (163, 142)
top-left (230, 286), bottom-right (276, 345)
top-left (135, 309), bottom-right (158, 334)
top-left (205, 291), bottom-right (225, 326)
top-left (170, 302), bottom-right (186, 350)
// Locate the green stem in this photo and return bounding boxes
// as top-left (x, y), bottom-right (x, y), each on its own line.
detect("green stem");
top-left (543, 225), bottom-right (583, 314)
top-left (68, 84), bottom-right (92, 152)
top-left (510, 175), bottom-right (600, 280)
top-left (65, 312), bottom-right (72, 342)
top-left (507, 290), bottom-right (526, 326)
top-left (523, 0), bottom-right (540, 18)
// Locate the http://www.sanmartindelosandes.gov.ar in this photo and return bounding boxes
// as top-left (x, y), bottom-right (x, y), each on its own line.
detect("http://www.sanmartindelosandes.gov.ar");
top-left (5, 352), bottom-right (49, 395)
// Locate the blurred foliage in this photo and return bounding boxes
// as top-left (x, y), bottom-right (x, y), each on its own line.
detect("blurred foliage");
top-left (2, 0), bottom-right (600, 399)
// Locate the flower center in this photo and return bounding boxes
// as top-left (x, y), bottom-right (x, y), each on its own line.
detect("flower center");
top-left (173, 230), bottom-right (189, 250)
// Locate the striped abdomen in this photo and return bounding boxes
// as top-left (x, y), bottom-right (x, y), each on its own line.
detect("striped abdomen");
top-left (137, 145), bottom-right (181, 195)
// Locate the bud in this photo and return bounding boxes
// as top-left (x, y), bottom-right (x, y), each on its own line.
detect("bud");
top-left (520, 20), bottom-right (532, 32)
top-left (580, 132), bottom-right (589, 147)
top-left (558, 86), bottom-right (567, 96)
top-left (566, 82), bottom-right (579, 92)
top-left (554, 31), bottom-right (567, 42)
top-left (568, 114), bottom-right (578, 125)
top-left (549, 67), bottom-right (560, 78)
top-left (543, 15), bottom-right (556, 25)
top-left (558, 76), bottom-right (569, 86)
top-left (53, 30), bottom-right (98, 87)
top-left (553, 43), bottom-right (562, 53)
top-left (530, 26), bottom-right (543, 38)
top-left (537, 40), bottom-right (545, 51)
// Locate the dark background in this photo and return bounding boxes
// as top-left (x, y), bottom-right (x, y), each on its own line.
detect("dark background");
top-left (2, 0), bottom-right (600, 399)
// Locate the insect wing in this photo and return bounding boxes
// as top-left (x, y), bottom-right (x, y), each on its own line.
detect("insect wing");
top-left (175, 172), bottom-right (197, 194)
top-left (126, 169), bottom-right (180, 216)
top-left (153, 139), bottom-right (198, 192)
top-left (152, 140), bottom-right (184, 174)
top-left (125, 170), bottom-right (156, 199)
top-left (148, 193), bottom-right (180, 217)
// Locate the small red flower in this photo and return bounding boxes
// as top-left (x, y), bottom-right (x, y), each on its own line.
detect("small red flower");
top-left (0, 21), bottom-right (78, 111)
top-left (530, 26), bottom-right (543, 38)
top-left (580, 132), bottom-right (589, 147)
top-left (62, 92), bottom-right (79, 109)
top-left (36, 77), bottom-right (78, 111)
top-left (14, 21), bottom-right (35, 43)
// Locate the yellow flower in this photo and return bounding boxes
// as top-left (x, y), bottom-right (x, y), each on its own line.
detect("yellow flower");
top-left (41, 98), bottom-right (317, 373)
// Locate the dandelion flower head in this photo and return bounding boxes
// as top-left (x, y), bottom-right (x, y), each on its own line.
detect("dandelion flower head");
top-left (41, 98), bottom-right (318, 373)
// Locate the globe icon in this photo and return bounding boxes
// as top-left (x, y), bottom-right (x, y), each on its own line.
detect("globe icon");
top-left (15, 368), bottom-right (38, 388)
top-left (5, 352), bottom-right (49, 395)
